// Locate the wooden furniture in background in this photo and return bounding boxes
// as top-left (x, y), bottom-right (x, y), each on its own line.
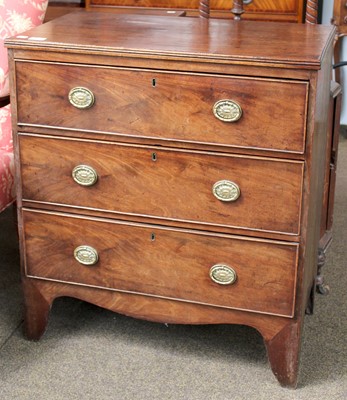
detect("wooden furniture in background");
top-left (6, 10), bottom-right (335, 387)
top-left (45, 0), bottom-right (186, 20)
top-left (305, 0), bottom-right (319, 24)
top-left (305, 0), bottom-right (344, 299)
top-left (84, 0), bottom-right (306, 22)
top-left (45, 0), bottom-right (83, 22)
top-left (333, 0), bottom-right (347, 35)
top-left (315, 81), bottom-right (342, 298)
top-left (46, 0), bottom-right (319, 22)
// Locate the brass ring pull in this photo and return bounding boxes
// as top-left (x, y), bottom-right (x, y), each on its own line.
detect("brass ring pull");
top-left (210, 264), bottom-right (237, 285)
top-left (74, 245), bottom-right (99, 266)
top-left (72, 165), bottom-right (98, 187)
top-left (213, 99), bottom-right (242, 122)
top-left (212, 180), bottom-right (240, 202)
top-left (68, 87), bottom-right (95, 109)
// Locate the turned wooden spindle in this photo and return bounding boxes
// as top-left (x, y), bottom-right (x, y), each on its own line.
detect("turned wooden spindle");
top-left (305, 0), bottom-right (318, 24)
top-left (199, 0), bottom-right (210, 19)
top-left (231, 0), bottom-right (245, 20)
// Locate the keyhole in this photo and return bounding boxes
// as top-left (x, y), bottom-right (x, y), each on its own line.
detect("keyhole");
top-left (151, 233), bottom-right (156, 241)
top-left (152, 152), bottom-right (157, 162)
top-left (152, 78), bottom-right (156, 87)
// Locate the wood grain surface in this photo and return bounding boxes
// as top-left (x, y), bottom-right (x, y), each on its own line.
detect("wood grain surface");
top-left (16, 62), bottom-right (308, 153)
top-left (23, 210), bottom-right (298, 317)
top-left (6, 12), bottom-right (334, 67)
top-left (19, 134), bottom-right (304, 236)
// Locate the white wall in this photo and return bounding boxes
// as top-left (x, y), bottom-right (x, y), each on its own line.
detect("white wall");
top-left (339, 38), bottom-right (347, 125)
top-left (322, 0), bottom-right (347, 126)
top-left (322, 0), bottom-right (334, 24)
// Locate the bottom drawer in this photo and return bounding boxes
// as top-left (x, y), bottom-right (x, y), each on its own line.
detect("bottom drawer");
top-left (23, 210), bottom-right (298, 317)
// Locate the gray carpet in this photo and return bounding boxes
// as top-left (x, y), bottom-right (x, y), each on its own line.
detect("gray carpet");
top-left (0, 136), bottom-right (346, 400)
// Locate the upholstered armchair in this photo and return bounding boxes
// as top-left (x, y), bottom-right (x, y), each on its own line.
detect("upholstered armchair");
top-left (0, 0), bottom-right (48, 212)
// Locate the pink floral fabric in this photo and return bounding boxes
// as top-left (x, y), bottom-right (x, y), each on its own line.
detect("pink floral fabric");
top-left (0, 104), bottom-right (11, 150)
top-left (1, 0), bottom-right (49, 97)
top-left (0, 0), bottom-right (48, 211)
top-left (0, 104), bottom-right (14, 212)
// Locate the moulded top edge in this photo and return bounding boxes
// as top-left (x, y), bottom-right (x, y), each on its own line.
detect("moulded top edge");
top-left (5, 11), bottom-right (336, 70)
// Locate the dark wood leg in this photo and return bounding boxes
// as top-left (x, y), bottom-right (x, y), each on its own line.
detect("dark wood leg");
top-left (22, 279), bottom-right (51, 341)
top-left (316, 247), bottom-right (330, 295)
top-left (264, 320), bottom-right (301, 388)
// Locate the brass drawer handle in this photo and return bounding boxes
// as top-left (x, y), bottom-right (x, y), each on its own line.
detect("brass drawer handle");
top-left (74, 245), bottom-right (99, 266)
top-left (210, 264), bottom-right (237, 285)
top-left (72, 165), bottom-right (98, 186)
top-left (68, 87), bottom-right (95, 109)
top-left (213, 99), bottom-right (242, 122)
top-left (212, 180), bottom-right (240, 202)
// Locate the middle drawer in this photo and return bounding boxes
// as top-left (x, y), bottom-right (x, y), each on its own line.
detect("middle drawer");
top-left (19, 134), bottom-right (304, 236)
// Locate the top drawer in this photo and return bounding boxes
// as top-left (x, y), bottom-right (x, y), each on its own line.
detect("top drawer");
top-left (16, 62), bottom-right (308, 153)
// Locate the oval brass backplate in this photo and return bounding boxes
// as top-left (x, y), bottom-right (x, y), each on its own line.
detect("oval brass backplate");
top-left (213, 99), bottom-right (242, 122)
top-left (72, 165), bottom-right (98, 186)
top-left (210, 264), bottom-right (237, 285)
top-left (212, 180), bottom-right (240, 202)
top-left (68, 87), bottom-right (95, 109)
top-left (74, 245), bottom-right (99, 266)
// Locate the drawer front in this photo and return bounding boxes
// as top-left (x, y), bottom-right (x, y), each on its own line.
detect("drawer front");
top-left (16, 62), bottom-right (308, 153)
top-left (20, 135), bottom-right (304, 235)
top-left (23, 211), bottom-right (298, 317)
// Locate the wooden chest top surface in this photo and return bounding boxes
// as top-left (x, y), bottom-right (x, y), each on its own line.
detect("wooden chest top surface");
top-left (6, 11), bottom-right (334, 68)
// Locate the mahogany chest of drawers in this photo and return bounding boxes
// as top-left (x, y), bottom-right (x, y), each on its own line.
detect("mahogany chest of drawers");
top-left (6, 12), bottom-right (335, 387)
